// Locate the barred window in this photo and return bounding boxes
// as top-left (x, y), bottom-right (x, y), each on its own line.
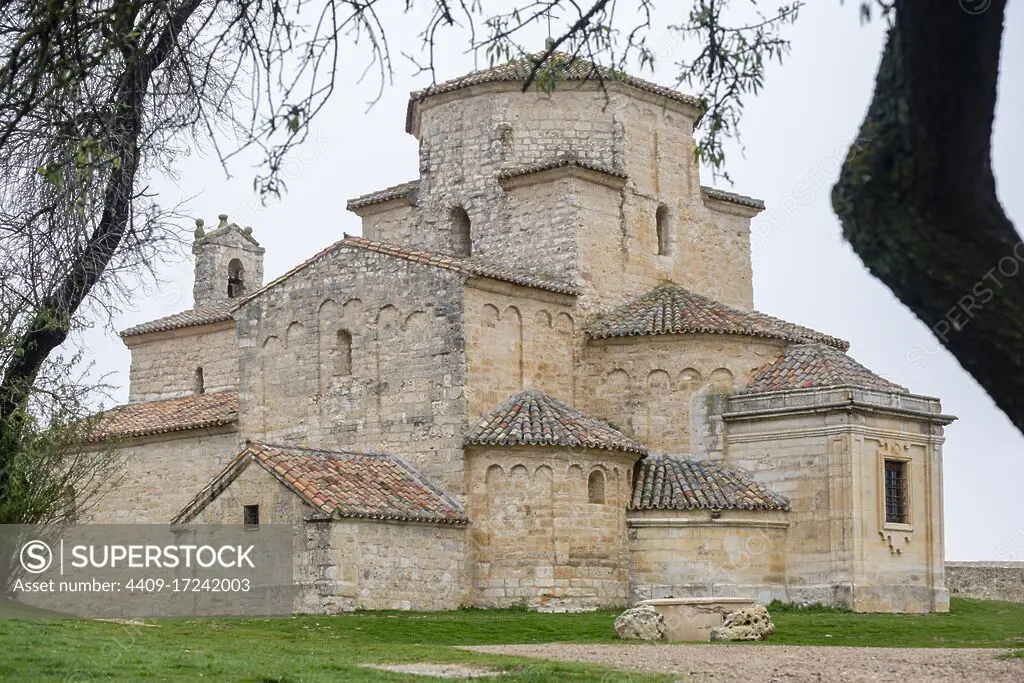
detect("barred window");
top-left (243, 504), bottom-right (260, 528)
top-left (884, 460), bottom-right (908, 524)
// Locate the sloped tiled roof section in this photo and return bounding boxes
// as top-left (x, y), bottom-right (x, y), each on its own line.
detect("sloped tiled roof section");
top-left (466, 389), bottom-right (647, 455)
top-left (742, 343), bottom-right (909, 395)
top-left (701, 186), bottom-right (765, 211)
top-left (120, 305), bottom-right (234, 338)
top-left (342, 235), bottom-right (579, 295)
top-left (91, 390), bottom-right (238, 441)
top-left (346, 180), bottom-right (420, 212)
top-left (586, 283), bottom-right (849, 350)
top-left (172, 442), bottom-right (467, 525)
top-left (630, 454), bottom-right (790, 511)
top-left (407, 51), bottom-right (704, 132)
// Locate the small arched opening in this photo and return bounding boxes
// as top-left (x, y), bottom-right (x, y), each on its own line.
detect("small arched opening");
top-left (227, 258), bottom-right (245, 298)
top-left (334, 330), bottom-right (352, 377)
top-left (656, 204), bottom-right (671, 256)
top-left (451, 206), bottom-right (472, 257)
top-left (588, 469), bottom-right (606, 504)
top-left (193, 366), bottom-right (205, 395)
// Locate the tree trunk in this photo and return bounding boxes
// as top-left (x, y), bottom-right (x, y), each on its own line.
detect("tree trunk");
top-left (832, 0), bottom-right (1024, 432)
top-left (0, 0), bottom-right (202, 471)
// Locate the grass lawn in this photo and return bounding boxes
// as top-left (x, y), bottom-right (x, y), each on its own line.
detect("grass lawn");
top-left (0, 598), bottom-right (1021, 681)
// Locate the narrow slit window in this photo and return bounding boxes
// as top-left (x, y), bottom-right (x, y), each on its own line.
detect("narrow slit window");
top-left (656, 204), bottom-right (671, 256)
top-left (243, 504), bottom-right (260, 527)
top-left (884, 460), bottom-right (908, 524)
top-left (451, 206), bottom-right (472, 257)
top-left (194, 367), bottom-right (205, 395)
top-left (334, 330), bottom-right (352, 376)
top-left (588, 470), bottom-right (606, 504)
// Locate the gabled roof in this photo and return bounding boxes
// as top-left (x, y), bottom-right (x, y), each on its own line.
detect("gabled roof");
top-left (466, 389), bottom-right (647, 454)
top-left (741, 343), bottom-right (908, 395)
top-left (234, 235), bottom-right (579, 307)
top-left (172, 442), bottom-right (468, 525)
top-left (120, 305), bottom-right (234, 338)
top-left (407, 51), bottom-right (703, 132)
top-left (586, 283), bottom-right (849, 350)
top-left (630, 454), bottom-right (790, 511)
top-left (343, 235), bottom-right (579, 295)
top-left (91, 390), bottom-right (238, 441)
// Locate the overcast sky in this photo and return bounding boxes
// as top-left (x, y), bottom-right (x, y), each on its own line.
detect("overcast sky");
top-left (76, 2), bottom-right (1023, 560)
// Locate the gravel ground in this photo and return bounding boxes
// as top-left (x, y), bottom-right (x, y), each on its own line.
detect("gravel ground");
top-left (463, 644), bottom-right (1024, 682)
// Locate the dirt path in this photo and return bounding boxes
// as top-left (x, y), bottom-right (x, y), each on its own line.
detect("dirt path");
top-left (464, 643), bottom-right (1024, 682)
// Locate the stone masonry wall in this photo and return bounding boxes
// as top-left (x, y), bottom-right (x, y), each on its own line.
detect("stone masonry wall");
top-left (723, 390), bottom-right (949, 613)
top-left (126, 322), bottom-right (237, 403)
top-left (723, 409), bottom-right (856, 608)
top-left (327, 519), bottom-right (468, 611)
top-left (361, 83), bottom-right (755, 314)
top-left (234, 244), bottom-right (468, 497)
top-left (848, 413), bottom-right (947, 613)
top-left (628, 509), bottom-right (789, 605)
top-left (463, 283), bottom-right (576, 419)
top-left (466, 445), bottom-right (640, 610)
top-left (579, 334), bottom-right (785, 454)
top-left (83, 429), bottom-right (240, 524)
top-left (946, 562), bottom-right (1024, 603)
top-left (193, 463), bottom-right (468, 612)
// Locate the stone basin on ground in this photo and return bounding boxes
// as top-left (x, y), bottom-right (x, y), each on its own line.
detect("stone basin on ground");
top-left (637, 597), bottom-right (757, 641)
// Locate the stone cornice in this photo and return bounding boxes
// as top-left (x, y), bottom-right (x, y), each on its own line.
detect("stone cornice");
top-left (498, 159), bottom-right (627, 192)
top-left (724, 423), bottom-right (947, 447)
top-left (724, 387), bottom-right (954, 425)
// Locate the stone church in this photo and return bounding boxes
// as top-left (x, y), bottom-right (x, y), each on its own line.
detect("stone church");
top-left (87, 53), bottom-right (954, 614)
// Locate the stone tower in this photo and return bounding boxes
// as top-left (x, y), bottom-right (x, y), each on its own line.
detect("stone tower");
top-left (192, 214), bottom-right (265, 308)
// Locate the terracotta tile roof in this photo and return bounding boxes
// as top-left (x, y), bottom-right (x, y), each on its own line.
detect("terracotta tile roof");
top-left (741, 343), bottom-right (908, 395)
top-left (172, 442), bottom-right (467, 525)
top-left (120, 305), bottom-right (234, 338)
top-left (499, 156), bottom-right (627, 182)
top-left (466, 389), bottom-right (647, 455)
top-left (701, 186), bottom-right (765, 211)
top-left (346, 180), bottom-right (420, 211)
top-left (586, 282), bottom-right (849, 350)
top-left (342, 235), bottom-right (579, 295)
top-left (91, 390), bottom-right (238, 441)
top-left (630, 454), bottom-right (790, 511)
top-left (407, 51), bottom-right (703, 132)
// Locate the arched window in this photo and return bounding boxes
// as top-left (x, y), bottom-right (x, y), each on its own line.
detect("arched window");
top-left (588, 469), bottom-right (606, 504)
top-left (193, 366), bottom-right (205, 394)
top-left (656, 204), bottom-right (671, 256)
top-left (334, 330), bottom-right (352, 377)
top-left (451, 206), bottom-right (472, 257)
top-left (227, 258), bottom-right (245, 298)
